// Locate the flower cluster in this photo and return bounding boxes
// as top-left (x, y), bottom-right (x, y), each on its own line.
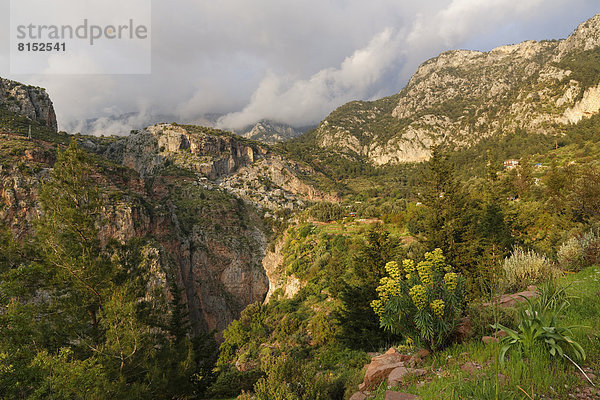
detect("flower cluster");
top-left (444, 272), bottom-right (458, 292)
top-left (403, 259), bottom-right (415, 280)
top-left (371, 299), bottom-right (384, 316)
top-left (417, 260), bottom-right (433, 286)
top-left (376, 277), bottom-right (401, 301)
top-left (385, 261), bottom-right (402, 281)
top-left (430, 299), bottom-right (445, 318)
top-left (409, 285), bottom-right (427, 310)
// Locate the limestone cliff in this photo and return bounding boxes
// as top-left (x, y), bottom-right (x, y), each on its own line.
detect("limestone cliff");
top-left (312, 14), bottom-right (600, 165)
top-left (105, 123), bottom-right (338, 211)
top-left (0, 78), bottom-right (57, 132)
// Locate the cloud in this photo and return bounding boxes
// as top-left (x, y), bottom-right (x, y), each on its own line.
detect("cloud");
top-left (216, 28), bottom-right (405, 129)
top-left (0, 0), bottom-right (598, 135)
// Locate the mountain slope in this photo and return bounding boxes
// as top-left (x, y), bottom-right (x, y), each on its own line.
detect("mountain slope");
top-left (236, 120), bottom-right (314, 144)
top-left (311, 14), bottom-right (600, 165)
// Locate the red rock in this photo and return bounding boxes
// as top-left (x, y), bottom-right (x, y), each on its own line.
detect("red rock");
top-left (388, 367), bottom-right (427, 386)
top-left (386, 347), bottom-right (399, 355)
top-left (349, 392), bottom-right (367, 400)
top-left (358, 382), bottom-right (366, 392)
top-left (482, 288), bottom-right (538, 308)
top-left (385, 390), bottom-right (421, 400)
top-left (388, 366), bottom-right (409, 386)
top-left (362, 353), bottom-right (409, 389)
top-left (495, 330), bottom-right (508, 338)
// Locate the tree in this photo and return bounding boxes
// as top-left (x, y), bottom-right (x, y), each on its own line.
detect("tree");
top-left (335, 228), bottom-right (402, 350)
top-left (419, 147), bottom-right (477, 278)
top-left (36, 141), bottom-right (110, 339)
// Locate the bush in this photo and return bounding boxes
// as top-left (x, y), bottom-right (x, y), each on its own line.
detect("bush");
top-left (558, 229), bottom-right (600, 271)
top-left (580, 229), bottom-right (600, 267)
top-left (502, 247), bottom-right (558, 291)
top-left (371, 248), bottom-right (466, 350)
top-left (467, 303), bottom-right (519, 338)
top-left (557, 237), bottom-right (584, 271)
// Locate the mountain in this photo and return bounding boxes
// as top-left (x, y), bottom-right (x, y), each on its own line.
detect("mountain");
top-left (309, 14), bottom-right (600, 165)
top-left (236, 120), bottom-right (314, 144)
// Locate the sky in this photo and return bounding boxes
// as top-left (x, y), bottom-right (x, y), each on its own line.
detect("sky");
top-left (0, 0), bottom-right (599, 136)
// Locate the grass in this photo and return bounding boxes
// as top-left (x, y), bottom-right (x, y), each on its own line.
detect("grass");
top-left (371, 266), bottom-right (600, 400)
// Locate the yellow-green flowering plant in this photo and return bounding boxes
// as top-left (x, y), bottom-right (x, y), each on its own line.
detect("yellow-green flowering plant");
top-left (371, 249), bottom-right (466, 350)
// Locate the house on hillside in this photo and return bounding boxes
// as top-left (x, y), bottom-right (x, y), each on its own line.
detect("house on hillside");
top-left (504, 159), bottom-right (520, 169)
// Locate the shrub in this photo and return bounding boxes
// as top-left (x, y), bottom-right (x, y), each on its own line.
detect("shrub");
top-left (502, 247), bottom-right (558, 291)
top-left (580, 229), bottom-right (600, 267)
top-left (557, 237), bottom-right (584, 271)
top-left (557, 229), bottom-right (600, 271)
top-left (371, 248), bottom-right (466, 350)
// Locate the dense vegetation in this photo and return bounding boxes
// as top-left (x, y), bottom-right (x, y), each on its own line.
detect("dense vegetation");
top-left (210, 129), bottom-right (600, 399)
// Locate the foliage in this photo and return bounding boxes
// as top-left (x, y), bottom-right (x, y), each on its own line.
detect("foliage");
top-left (0, 142), bottom-right (201, 399)
top-left (559, 228), bottom-right (600, 271)
top-left (502, 246), bottom-right (558, 291)
top-left (307, 202), bottom-right (347, 222)
top-left (372, 249), bottom-right (466, 350)
top-left (492, 297), bottom-right (585, 367)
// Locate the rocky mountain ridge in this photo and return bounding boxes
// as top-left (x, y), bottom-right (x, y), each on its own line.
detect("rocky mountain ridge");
top-left (312, 13), bottom-right (600, 165)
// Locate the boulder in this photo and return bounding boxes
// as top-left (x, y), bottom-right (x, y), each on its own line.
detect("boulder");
top-left (384, 391), bottom-right (421, 400)
top-left (482, 287), bottom-right (538, 308)
top-left (362, 352), bottom-right (411, 389)
top-left (349, 392), bottom-right (367, 400)
top-left (388, 366), bottom-right (427, 387)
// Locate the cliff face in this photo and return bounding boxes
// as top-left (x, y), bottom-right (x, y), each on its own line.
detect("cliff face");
top-left (0, 111), bottom-right (338, 338)
top-left (105, 123), bottom-right (337, 211)
top-left (0, 78), bottom-right (58, 132)
top-left (0, 132), bottom-right (270, 336)
top-left (313, 14), bottom-right (600, 165)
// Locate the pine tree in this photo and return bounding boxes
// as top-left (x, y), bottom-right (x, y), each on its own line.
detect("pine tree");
top-left (36, 140), bottom-right (110, 339)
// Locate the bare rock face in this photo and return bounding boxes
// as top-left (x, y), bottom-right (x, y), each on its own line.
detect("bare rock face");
top-left (107, 123), bottom-right (268, 179)
top-left (107, 123), bottom-right (338, 212)
top-left (313, 14), bottom-right (600, 166)
top-left (0, 78), bottom-right (58, 131)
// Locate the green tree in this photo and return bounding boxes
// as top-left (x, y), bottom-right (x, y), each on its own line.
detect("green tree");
top-left (335, 228), bottom-right (401, 350)
top-left (36, 141), bottom-right (109, 339)
top-left (419, 147), bottom-right (477, 278)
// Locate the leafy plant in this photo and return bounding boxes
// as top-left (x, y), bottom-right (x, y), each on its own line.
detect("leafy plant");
top-left (371, 249), bottom-right (466, 350)
top-left (492, 297), bottom-right (585, 367)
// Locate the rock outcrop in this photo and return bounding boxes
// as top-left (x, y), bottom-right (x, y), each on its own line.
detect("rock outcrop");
top-left (106, 123), bottom-right (337, 211)
top-left (0, 78), bottom-right (57, 131)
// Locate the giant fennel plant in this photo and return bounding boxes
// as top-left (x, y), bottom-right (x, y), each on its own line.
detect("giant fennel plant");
top-left (371, 249), bottom-right (466, 350)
